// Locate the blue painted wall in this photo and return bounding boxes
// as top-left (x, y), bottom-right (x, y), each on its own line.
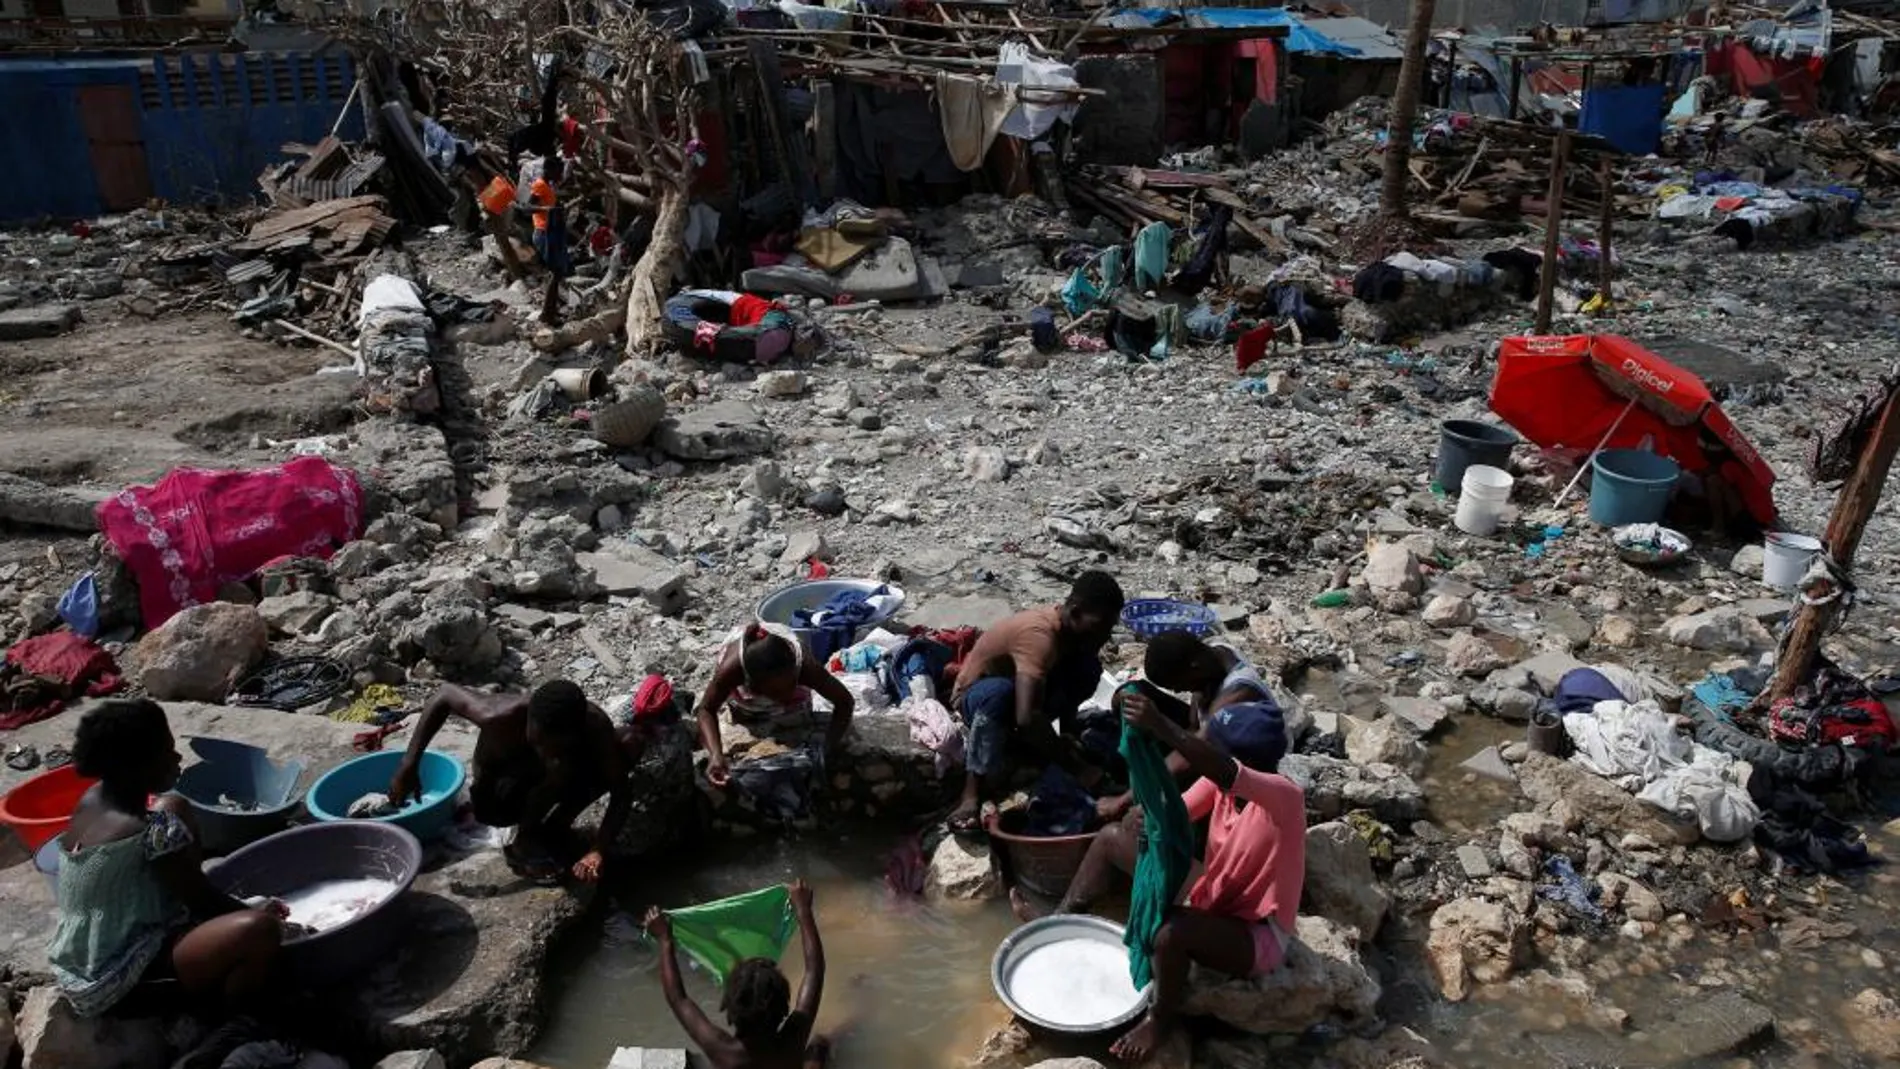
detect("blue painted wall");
top-left (0, 49), bottom-right (362, 221)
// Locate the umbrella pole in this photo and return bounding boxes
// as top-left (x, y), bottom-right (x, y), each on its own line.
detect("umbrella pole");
top-left (1761, 377), bottom-right (1900, 706)
top-left (1553, 397), bottom-right (1637, 507)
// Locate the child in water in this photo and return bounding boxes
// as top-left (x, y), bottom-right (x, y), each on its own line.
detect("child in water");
top-left (644, 879), bottom-right (831, 1069)
top-left (693, 624), bottom-right (856, 787)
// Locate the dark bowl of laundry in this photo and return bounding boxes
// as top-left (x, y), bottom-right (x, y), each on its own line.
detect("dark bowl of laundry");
top-left (987, 807), bottom-right (1100, 900)
top-left (173, 737), bottom-right (308, 856)
top-left (206, 821), bottom-right (422, 988)
top-left (0, 764), bottom-right (96, 854)
top-left (1120, 598), bottom-right (1218, 640)
top-left (306, 750), bottom-right (464, 844)
top-left (755, 579), bottom-right (907, 659)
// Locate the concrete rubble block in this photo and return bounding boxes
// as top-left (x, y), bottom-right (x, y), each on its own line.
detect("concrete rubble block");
top-left (1841, 987), bottom-right (1900, 1061)
top-left (1421, 593), bottom-right (1475, 628)
top-left (1342, 716), bottom-right (1425, 775)
top-left (351, 421), bottom-right (459, 533)
top-left (1444, 630), bottom-right (1507, 678)
top-left (836, 236), bottom-right (924, 301)
top-left (256, 590), bottom-right (340, 638)
top-left (779, 530), bottom-right (833, 566)
top-left (1458, 745), bottom-right (1516, 784)
top-left (1361, 542), bottom-right (1423, 597)
top-left (0, 304), bottom-right (81, 340)
top-left (1384, 695), bottom-right (1450, 736)
top-left (1662, 608), bottom-right (1774, 653)
top-left (754, 369), bottom-right (809, 398)
top-left (578, 546), bottom-right (690, 615)
top-left (1729, 543), bottom-right (1766, 578)
top-left (375, 1053), bottom-right (448, 1069)
top-left (1278, 754), bottom-right (1425, 824)
top-left (1597, 615), bottom-right (1639, 648)
top-left (654, 400), bottom-right (775, 461)
top-left (962, 445), bottom-right (1010, 483)
top-left (1425, 897), bottom-right (1529, 1002)
top-left (17, 985), bottom-right (165, 1069)
top-left (1302, 821), bottom-right (1390, 940)
top-left (398, 601), bottom-right (503, 672)
top-left (1183, 916), bottom-right (1380, 1033)
top-left (1517, 752), bottom-right (1700, 845)
top-left (606, 1049), bottom-right (690, 1069)
top-left (1595, 871), bottom-right (1664, 923)
top-left (1490, 650), bottom-right (1589, 694)
top-left (134, 602), bottom-right (270, 702)
top-left (964, 1021), bottom-right (1035, 1069)
top-left (1455, 844), bottom-right (1493, 879)
top-left (925, 835), bottom-right (1000, 901)
top-left (0, 472), bottom-right (107, 533)
top-left (742, 461), bottom-right (789, 501)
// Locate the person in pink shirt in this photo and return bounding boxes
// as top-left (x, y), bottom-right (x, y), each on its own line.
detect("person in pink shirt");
top-left (1020, 696), bottom-right (1304, 1061)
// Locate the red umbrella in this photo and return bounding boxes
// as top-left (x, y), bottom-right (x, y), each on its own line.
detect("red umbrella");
top-left (1490, 334), bottom-right (1777, 526)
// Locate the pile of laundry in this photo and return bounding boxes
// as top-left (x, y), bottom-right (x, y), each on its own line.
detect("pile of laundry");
top-left (1653, 175), bottom-right (1861, 248)
top-left (1562, 697), bottom-right (1760, 843)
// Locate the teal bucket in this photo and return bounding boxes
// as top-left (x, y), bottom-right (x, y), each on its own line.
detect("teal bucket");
top-left (1589, 449), bottom-right (1680, 526)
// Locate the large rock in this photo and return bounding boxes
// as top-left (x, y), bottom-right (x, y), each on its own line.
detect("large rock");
top-left (1183, 916), bottom-right (1380, 1032)
top-left (17, 986), bottom-right (165, 1069)
top-left (0, 304), bottom-right (81, 340)
top-left (1662, 608), bottom-right (1773, 653)
top-left (1342, 717), bottom-right (1425, 775)
top-left (1362, 543), bottom-right (1422, 596)
top-left (375, 1054), bottom-right (448, 1069)
top-left (577, 546), bottom-right (688, 615)
top-left (654, 401), bottom-right (775, 461)
top-left (1302, 822), bottom-right (1389, 940)
top-left (0, 472), bottom-right (106, 532)
top-left (1421, 593), bottom-right (1475, 628)
top-left (964, 1022), bottom-right (1034, 1069)
top-left (1424, 898), bottom-right (1528, 1002)
top-left (1595, 871), bottom-right (1664, 923)
top-left (134, 602), bottom-right (269, 702)
top-left (1444, 631), bottom-right (1506, 677)
top-left (1279, 753), bottom-right (1425, 824)
top-left (398, 602), bottom-right (503, 672)
top-left (926, 835), bottom-right (1000, 900)
top-left (1516, 752), bottom-right (1699, 845)
top-left (1842, 987), bottom-right (1900, 1060)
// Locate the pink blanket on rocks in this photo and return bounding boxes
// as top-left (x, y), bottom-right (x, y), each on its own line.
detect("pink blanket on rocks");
top-left (96, 457), bottom-right (364, 630)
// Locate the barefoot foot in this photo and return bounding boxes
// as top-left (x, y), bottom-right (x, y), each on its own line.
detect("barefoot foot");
top-left (1111, 1013), bottom-right (1163, 1063)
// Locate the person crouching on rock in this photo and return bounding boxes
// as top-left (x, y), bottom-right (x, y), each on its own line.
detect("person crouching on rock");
top-left (1015, 697), bottom-right (1305, 1062)
top-left (49, 699), bottom-right (284, 1019)
top-left (943, 570), bottom-right (1126, 834)
top-left (644, 879), bottom-right (832, 1069)
top-left (694, 623), bottom-right (857, 789)
top-left (390, 680), bottom-right (663, 885)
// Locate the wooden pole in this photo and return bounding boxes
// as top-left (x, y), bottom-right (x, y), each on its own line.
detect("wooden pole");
top-left (1762, 381), bottom-right (1900, 704)
top-left (1533, 130), bottom-right (1569, 334)
top-left (1597, 155), bottom-right (1614, 306)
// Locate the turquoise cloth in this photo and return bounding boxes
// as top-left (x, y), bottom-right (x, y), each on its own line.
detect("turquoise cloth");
top-left (1120, 717), bottom-right (1193, 989)
top-left (1133, 221), bottom-right (1171, 290)
top-left (49, 807), bottom-right (193, 1017)
top-left (1099, 245), bottom-right (1126, 290)
top-left (1061, 267), bottom-right (1101, 317)
top-left (664, 885), bottom-right (798, 985)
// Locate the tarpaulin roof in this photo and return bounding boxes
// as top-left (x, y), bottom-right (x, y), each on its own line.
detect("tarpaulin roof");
top-left (1124, 7), bottom-right (1367, 56)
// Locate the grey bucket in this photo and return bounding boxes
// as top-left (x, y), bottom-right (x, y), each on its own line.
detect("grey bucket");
top-left (1436, 420), bottom-right (1518, 492)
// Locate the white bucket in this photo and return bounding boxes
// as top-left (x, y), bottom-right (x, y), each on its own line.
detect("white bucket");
top-left (1762, 531), bottom-right (1822, 590)
top-left (1454, 464), bottom-right (1514, 536)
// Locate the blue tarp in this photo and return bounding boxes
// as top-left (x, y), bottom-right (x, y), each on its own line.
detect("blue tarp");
top-left (1579, 83), bottom-right (1665, 155)
top-left (1126, 8), bottom-right (1364, 57)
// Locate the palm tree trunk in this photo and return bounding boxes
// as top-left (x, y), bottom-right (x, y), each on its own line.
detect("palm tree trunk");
top-left (1380, 0), bottom-right (1438, 218)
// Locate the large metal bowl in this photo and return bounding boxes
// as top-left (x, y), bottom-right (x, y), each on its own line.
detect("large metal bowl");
top-left (991, 914), bottom-right (1151, 1035)
top-left (754, 578), bottom-right (906, 658)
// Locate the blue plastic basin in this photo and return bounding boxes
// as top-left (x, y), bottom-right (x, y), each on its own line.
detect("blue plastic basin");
top-left (1121, 598), bottom-right (1218, 639)
top-left (1589, 449), bottom-right (1681, 527)
top-left (305, 750), bottom-right (464, 844)
top-left (173, 737), bottom-right (306, 856)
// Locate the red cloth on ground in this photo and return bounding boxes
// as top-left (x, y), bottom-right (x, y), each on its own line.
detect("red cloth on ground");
top-left (1, 632), bottom-right (121, 730)
top-left (632, 674), bottom-right (675, 722)
top-left (1235, 323), bottom-right (1274, 373)
top-left (96, 457), bottom-right (365, 631)
top-left (727, 294), bottom-right (777, 327)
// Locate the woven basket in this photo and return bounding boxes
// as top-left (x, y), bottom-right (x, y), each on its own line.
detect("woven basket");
top-left (593, 385), bottom-right (667, 447)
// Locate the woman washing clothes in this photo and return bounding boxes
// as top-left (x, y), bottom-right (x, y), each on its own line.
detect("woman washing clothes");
top-left (49, 699), bottom-right (284, 1020)
top-left (695, 623), bottom-right (856, 789)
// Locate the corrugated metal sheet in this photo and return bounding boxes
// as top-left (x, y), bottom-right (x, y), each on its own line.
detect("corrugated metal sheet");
top-left (0, 49), bottom-right (362, 222)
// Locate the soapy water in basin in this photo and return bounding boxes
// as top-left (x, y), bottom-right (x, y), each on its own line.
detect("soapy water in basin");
top-left (276, 878), bottom-right (402, 939)
top-left (1004, 937), bottom-right (1144, 1028)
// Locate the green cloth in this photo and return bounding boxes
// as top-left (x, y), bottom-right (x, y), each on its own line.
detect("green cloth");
top-left (1120, 718), bottom-right (1192, 990)
top-left (49, 808), bottom-right (193, 1017)
top-left (664, 886), bottom-right (798, 985)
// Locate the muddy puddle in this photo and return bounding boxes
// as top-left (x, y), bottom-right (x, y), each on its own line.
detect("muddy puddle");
top-left (533, 827), bottom-right (1022, 1069)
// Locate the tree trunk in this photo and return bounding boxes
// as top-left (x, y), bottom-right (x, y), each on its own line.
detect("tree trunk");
top-left (622, 184), bottom-right (690, 358)
top-left (1380, 0), bottom-right (1438, 218)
